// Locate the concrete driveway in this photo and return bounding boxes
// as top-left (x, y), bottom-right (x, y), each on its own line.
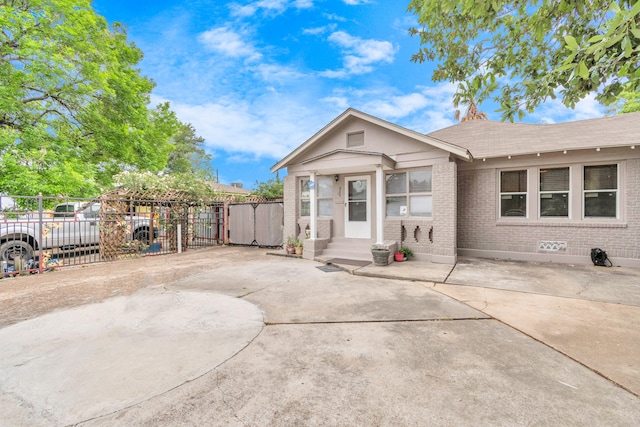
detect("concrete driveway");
top-left (0, 248), bottom-right (638, 426)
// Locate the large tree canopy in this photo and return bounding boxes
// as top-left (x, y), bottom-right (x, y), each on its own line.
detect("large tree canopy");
top-left (165, 122), bottom-right (215, 181)
top-left (408, 0), bottom-right (640, 121)
top-left (0, 0), bottom-right (180, 196)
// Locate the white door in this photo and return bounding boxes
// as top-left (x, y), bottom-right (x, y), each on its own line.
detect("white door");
top-left (345, 176), bottom-right (371, 238)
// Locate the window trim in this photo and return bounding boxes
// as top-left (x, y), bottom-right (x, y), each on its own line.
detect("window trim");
top-left (316, 176), bottom-right (333, 217)
top-left (499, 169), bottom-right (528, 219)
top-left (385, 168), bottom-right (433, 218)
top-left (496, 163), bottom-right (622, 223)
top-left (539, 167), bottom-right (571, 219)
top-left (582, 163), bottom-right (619, 219)
top-left (300, 178), bottom-right (310, 217)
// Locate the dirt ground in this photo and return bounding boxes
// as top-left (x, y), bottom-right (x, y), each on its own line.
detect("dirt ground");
top-left (0, 246), bottom-right (260, 328)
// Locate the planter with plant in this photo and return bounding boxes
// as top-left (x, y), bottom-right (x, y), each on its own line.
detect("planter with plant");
top-left (397, 246), bottom-right (414, 261)
top-left (285, 236), bottom-right (296, 255)
top-left (371, 245), bottom-right (390, 266)
top-left (294, 238), bottom-right (303, 256)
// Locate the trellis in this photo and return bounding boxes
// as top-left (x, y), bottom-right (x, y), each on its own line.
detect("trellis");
top-left (97, 188), bottom-right (228, 259)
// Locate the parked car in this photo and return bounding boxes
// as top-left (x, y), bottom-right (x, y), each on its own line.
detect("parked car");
top-left (0, 202), bottom-right (155, 267)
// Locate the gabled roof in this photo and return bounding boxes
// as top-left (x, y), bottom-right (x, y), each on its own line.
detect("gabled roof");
top-left (271, 108), bottom-right (472, 172)
top-left (427, 112), bottom-right (640, 159)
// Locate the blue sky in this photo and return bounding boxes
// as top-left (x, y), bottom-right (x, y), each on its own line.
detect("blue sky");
top-left (92, 0), bottom-right (606, 189)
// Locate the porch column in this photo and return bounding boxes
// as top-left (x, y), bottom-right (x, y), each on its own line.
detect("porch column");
top-left (375, 165), bottom-right (384, 244)
top-left (309, 171), bottom-right (317, 240)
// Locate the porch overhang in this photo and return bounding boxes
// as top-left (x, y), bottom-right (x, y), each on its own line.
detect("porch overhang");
top-left (299, 149), bottom-right (396, 175)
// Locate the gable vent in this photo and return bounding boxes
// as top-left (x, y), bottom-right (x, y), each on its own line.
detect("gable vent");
top-left (347, 131), bottom-right (364, 147)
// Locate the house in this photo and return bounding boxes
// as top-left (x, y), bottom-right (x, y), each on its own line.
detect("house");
top-left (271, 108), bottom-right (640, 267)
top-left (210, 182), bottom-right (252, 197)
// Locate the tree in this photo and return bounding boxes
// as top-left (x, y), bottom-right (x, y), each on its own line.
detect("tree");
top-left (165, 122), bottom-right (215, 180)
top-left (408, 0), bottom-right (640, 121)
top-left (0, 0), bottom-right (179, 196)
top-left (613, 88), bottom-right (640, 112)
top-left (252, 178), bottom-right (283, 199)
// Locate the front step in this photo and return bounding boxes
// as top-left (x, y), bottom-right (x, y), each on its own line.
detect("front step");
top-left (319, 238), bottom-right (375, 262)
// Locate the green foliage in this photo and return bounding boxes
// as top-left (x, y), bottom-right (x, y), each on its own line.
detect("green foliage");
top-left (252, 178), bottom-right (284, 198)
top-left (398, 246), bottom-right (414, 257)
top-left (612, 88), bottom-right (640, 113)
top-left (0, 0), bottom-right (180, 196)
top-left (165, 122), bottom-right (215, 180)
top-left (408, 0), bottom-right (640, 121)
top-left (113, 171), bottom-right (219, 202)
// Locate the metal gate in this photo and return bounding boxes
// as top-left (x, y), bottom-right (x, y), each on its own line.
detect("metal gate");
top-left (228, 202), bottom-right (283, 247)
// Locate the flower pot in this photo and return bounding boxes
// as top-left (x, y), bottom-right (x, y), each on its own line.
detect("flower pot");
top-left (371, 249), bottom-right (390, 266)
top-left (394, 252), bottom-right (404, 262)
top-left (295, 246), bottom-right (303, 256)
top-left (286, 245), bottom-right (295, 255)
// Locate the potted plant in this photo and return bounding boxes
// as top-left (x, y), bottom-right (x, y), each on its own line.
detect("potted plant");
top-left (397, 246), bottom-right (414, 261)
top-left (371, 245), bottom-right (390, 266)
top-left (285, 236), bottom-right (296, 255)
top-left (294, 238), bottom-right (303, 256)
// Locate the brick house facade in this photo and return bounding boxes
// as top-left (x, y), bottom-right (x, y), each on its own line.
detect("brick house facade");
top-left (272, 109), bottom-right (640, 267)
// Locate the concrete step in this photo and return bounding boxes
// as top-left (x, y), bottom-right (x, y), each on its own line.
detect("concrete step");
top-left (319, 238), bottom-right (376, 262)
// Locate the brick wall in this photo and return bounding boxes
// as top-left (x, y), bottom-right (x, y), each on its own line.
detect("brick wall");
top-left (458, 159), bottom-right (640, 265)
top-left (283, 175), bottom-right (297, 243)
top-left (432, 161), bottom-right (457, 260)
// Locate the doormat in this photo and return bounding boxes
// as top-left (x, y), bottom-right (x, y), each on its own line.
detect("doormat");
top-left (326, 258), bottom-right (371, 267)
top-left (316, 265), bottom-right (342, 273)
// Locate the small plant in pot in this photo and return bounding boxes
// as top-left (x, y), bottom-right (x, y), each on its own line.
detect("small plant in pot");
top-left (396, 246), bottom-right (414, 261)
top-left (294, 238), bottom-right (303, 256)
top-left (285, 236), bottom-right (296, 255)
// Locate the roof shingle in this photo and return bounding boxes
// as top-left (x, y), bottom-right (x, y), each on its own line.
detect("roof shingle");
top-left (426, 112), bottom-right (640, 159)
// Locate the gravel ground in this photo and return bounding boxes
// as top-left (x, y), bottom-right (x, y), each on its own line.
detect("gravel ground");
top-left (0, 246), bottom-right (264, 328)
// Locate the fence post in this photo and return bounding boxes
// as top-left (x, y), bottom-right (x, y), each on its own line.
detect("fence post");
top-left (177, 224), bottom-right (182, 253)
top-left (38, 193), bottom-right (43, 274)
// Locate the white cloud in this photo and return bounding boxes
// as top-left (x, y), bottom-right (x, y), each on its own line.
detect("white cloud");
top-left (230, 0), bottom-right (313, 17)
top-left (198, 27), bottom-right (261, 61)
top-left (363, 93), bottom-right (430, 119)
top-left (153, 94), bottom-right (332, 161)
top-left (320, 95), bottom-right (349, 110)
top-left (253, 63), bottom-right (305, 83)
top-left (342, 0), bottom-right (372, 5)
top-left (321, 31), bottom-right (396, 77)
top-left (323, 13), bottom-right (347, 21)
top-left (303, 24), bottom-right (337, 35)
top-left (530, 94), bottom-right (606, 124)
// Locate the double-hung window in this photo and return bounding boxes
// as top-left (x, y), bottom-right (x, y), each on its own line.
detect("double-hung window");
top-left (584, 165), bottom-right (618, 218)
top-left (300, 179), bottom-right (310, 216)
top-left (540, 167), bottom-right (569, 217)
top-left (317, 177), bottom-right (333, 216)
top-left (386, 170), bottom-right (432, 217)
top-left (301, 177), bottom-right (333, 217)
top-left (500, 170), bottom-right (527, 217)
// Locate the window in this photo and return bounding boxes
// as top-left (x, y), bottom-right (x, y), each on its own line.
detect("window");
top-left (500, 170), bottom-right (527, 217)
top-left (317, 177), bottom-right (333, 216)
top-left (385, 170), bottom-right (432, 217)
top-left (584, 164), bottom-right (617, 218)
top-left (300, 179), bottom-right (310, 216)
top-left (540, 167), bottom-right (569, 217)
top-left (347, 131), bottom-right (364, 147)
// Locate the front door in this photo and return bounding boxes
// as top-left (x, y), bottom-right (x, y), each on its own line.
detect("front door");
top-left (345, 176), bottom-right (371, 238)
